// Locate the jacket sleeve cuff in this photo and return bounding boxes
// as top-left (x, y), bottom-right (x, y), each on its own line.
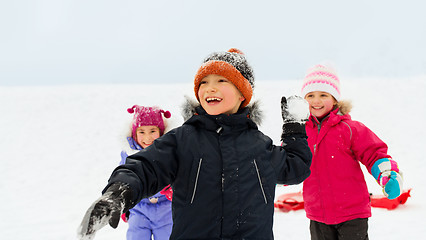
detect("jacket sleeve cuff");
top-left (281, 122), bottom-right (307, 140)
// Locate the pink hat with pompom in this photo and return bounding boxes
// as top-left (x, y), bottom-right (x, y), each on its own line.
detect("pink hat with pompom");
top-left (127, 105), bottom-right (171, 138)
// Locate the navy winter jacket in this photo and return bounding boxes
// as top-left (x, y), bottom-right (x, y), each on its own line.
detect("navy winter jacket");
top-left (105, 106), bottom-right (311, 240)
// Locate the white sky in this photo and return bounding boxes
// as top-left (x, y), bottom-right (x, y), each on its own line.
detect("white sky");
top-left (1, 0), bottom-right (425, 86)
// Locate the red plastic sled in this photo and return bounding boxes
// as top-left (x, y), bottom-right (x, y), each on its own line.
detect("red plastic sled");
top-left (274, 189), bottom-right (412, 212)
top-left (370, 188), bottom-right (411, 210)
top-left (274, 191), bottom-right (304, 212)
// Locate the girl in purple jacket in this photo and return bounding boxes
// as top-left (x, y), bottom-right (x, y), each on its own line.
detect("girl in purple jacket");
top-left (301, 64), bottom-right (403, 240)
top-left (121, 105), bottom-right (173, 240)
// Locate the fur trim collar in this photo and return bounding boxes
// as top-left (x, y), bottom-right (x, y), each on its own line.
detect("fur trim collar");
top-left (337, 100), bottom-right (352, 115)
top-left (181, 96), bottom-right (263, 125)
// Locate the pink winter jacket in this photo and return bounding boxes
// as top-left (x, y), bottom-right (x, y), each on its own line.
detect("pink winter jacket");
top-left (303, 108), bottom-right (391, 224)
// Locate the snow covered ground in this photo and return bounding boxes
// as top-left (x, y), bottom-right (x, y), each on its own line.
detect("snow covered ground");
top-left (0, 78), bottom-right (425, 239)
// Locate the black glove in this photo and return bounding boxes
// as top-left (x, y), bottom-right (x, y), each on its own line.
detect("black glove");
top-left (281, 95), bottom-right (309, 139)
top-left (77, 183), bottom-right (133, 239)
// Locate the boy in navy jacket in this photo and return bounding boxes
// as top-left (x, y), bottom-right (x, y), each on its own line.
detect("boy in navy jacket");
top-left (78, 48), bottom-right (312, 240)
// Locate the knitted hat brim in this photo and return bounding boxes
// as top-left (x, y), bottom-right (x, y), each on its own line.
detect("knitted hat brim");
top-left (301, 82), bottom-right (341, 101)
top-left (194, 60), bottom-right (253, 108)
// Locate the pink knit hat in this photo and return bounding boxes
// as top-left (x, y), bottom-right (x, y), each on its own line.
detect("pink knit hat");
top-left (301, 64), bottom-right (341, 101)
top-left (127, 105), bottom-right (171, 138)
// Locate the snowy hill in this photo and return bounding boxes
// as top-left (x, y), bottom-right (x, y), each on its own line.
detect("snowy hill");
top-left (0, 78), bottom-right (425, 239)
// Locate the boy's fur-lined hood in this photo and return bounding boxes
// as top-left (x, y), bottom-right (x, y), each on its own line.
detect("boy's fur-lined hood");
top-left (181, 96), bottom-right (263, 126)
top-left (337, 100), bottom-right (352, 115)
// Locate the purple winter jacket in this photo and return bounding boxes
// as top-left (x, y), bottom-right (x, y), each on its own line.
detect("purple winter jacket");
top-left (303, 108), bottom-right (391, 224)
top-left (120, 137), bottom-right (171, 208)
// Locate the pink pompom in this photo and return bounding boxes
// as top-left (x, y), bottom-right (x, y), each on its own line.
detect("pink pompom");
top-left (127, 105), bottom-right (136, 114)
top-left (162, 110), bottom-right (171, 118)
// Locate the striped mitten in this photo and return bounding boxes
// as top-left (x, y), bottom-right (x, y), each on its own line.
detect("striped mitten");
top-left (371, 158), bottom-right (403, 200)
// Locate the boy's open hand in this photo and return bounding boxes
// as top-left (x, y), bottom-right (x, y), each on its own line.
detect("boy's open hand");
top-left (77, 183), bottom-right (132, 240)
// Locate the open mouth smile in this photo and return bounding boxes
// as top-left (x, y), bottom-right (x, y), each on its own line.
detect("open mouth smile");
top-left (206, 97), bottom-right (222, 103)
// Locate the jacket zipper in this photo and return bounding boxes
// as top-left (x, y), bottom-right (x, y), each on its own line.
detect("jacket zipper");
top-left (314, 115), bottom-right (331, 221)
top-left (253, 160), bottom-right (268, 204)
top-left (191, 158), bottom-right (203, 204)
top-left (313, 124), bottom-right (320, 155)
top-left (313, 116), bottom-right (325, 155)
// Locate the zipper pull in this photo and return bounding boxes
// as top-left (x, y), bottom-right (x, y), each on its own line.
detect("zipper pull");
top-left (216, 126), bottom-right (223, 134)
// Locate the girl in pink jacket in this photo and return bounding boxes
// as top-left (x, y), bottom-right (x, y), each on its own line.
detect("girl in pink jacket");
top-left (301, 64), bottom-right (403, 240)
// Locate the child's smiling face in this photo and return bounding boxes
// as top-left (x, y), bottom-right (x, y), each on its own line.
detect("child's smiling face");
top-left (304, 91), bottom-right (337, 118)
top-left (135, 125), bottom-right (161, 148)
top-left (198, 74), bottom-right (245, 115)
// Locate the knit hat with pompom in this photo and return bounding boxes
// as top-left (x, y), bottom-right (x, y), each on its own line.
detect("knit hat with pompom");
top-left (193, 48), bottom-right (254, 108)
top-left (127, 105), bottom-right (171, 138)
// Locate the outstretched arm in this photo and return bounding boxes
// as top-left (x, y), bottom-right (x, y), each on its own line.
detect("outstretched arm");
top-left (77, 130), bottom-right (179, 239)
top-left (77, 183), bottom-right (133, 239)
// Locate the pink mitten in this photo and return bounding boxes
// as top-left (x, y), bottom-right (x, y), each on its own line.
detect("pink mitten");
top-left (121, 212), bottom-right (128, 223)
top-left (160, 185), bottom-right (173, 201)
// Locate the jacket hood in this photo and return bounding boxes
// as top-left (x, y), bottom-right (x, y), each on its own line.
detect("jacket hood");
top-left (180, 96), bottom-right (263, 126)
top-left (337, 100), bottom-right (352, 116)
top-left (308, 100), bottom-right (352, 126)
